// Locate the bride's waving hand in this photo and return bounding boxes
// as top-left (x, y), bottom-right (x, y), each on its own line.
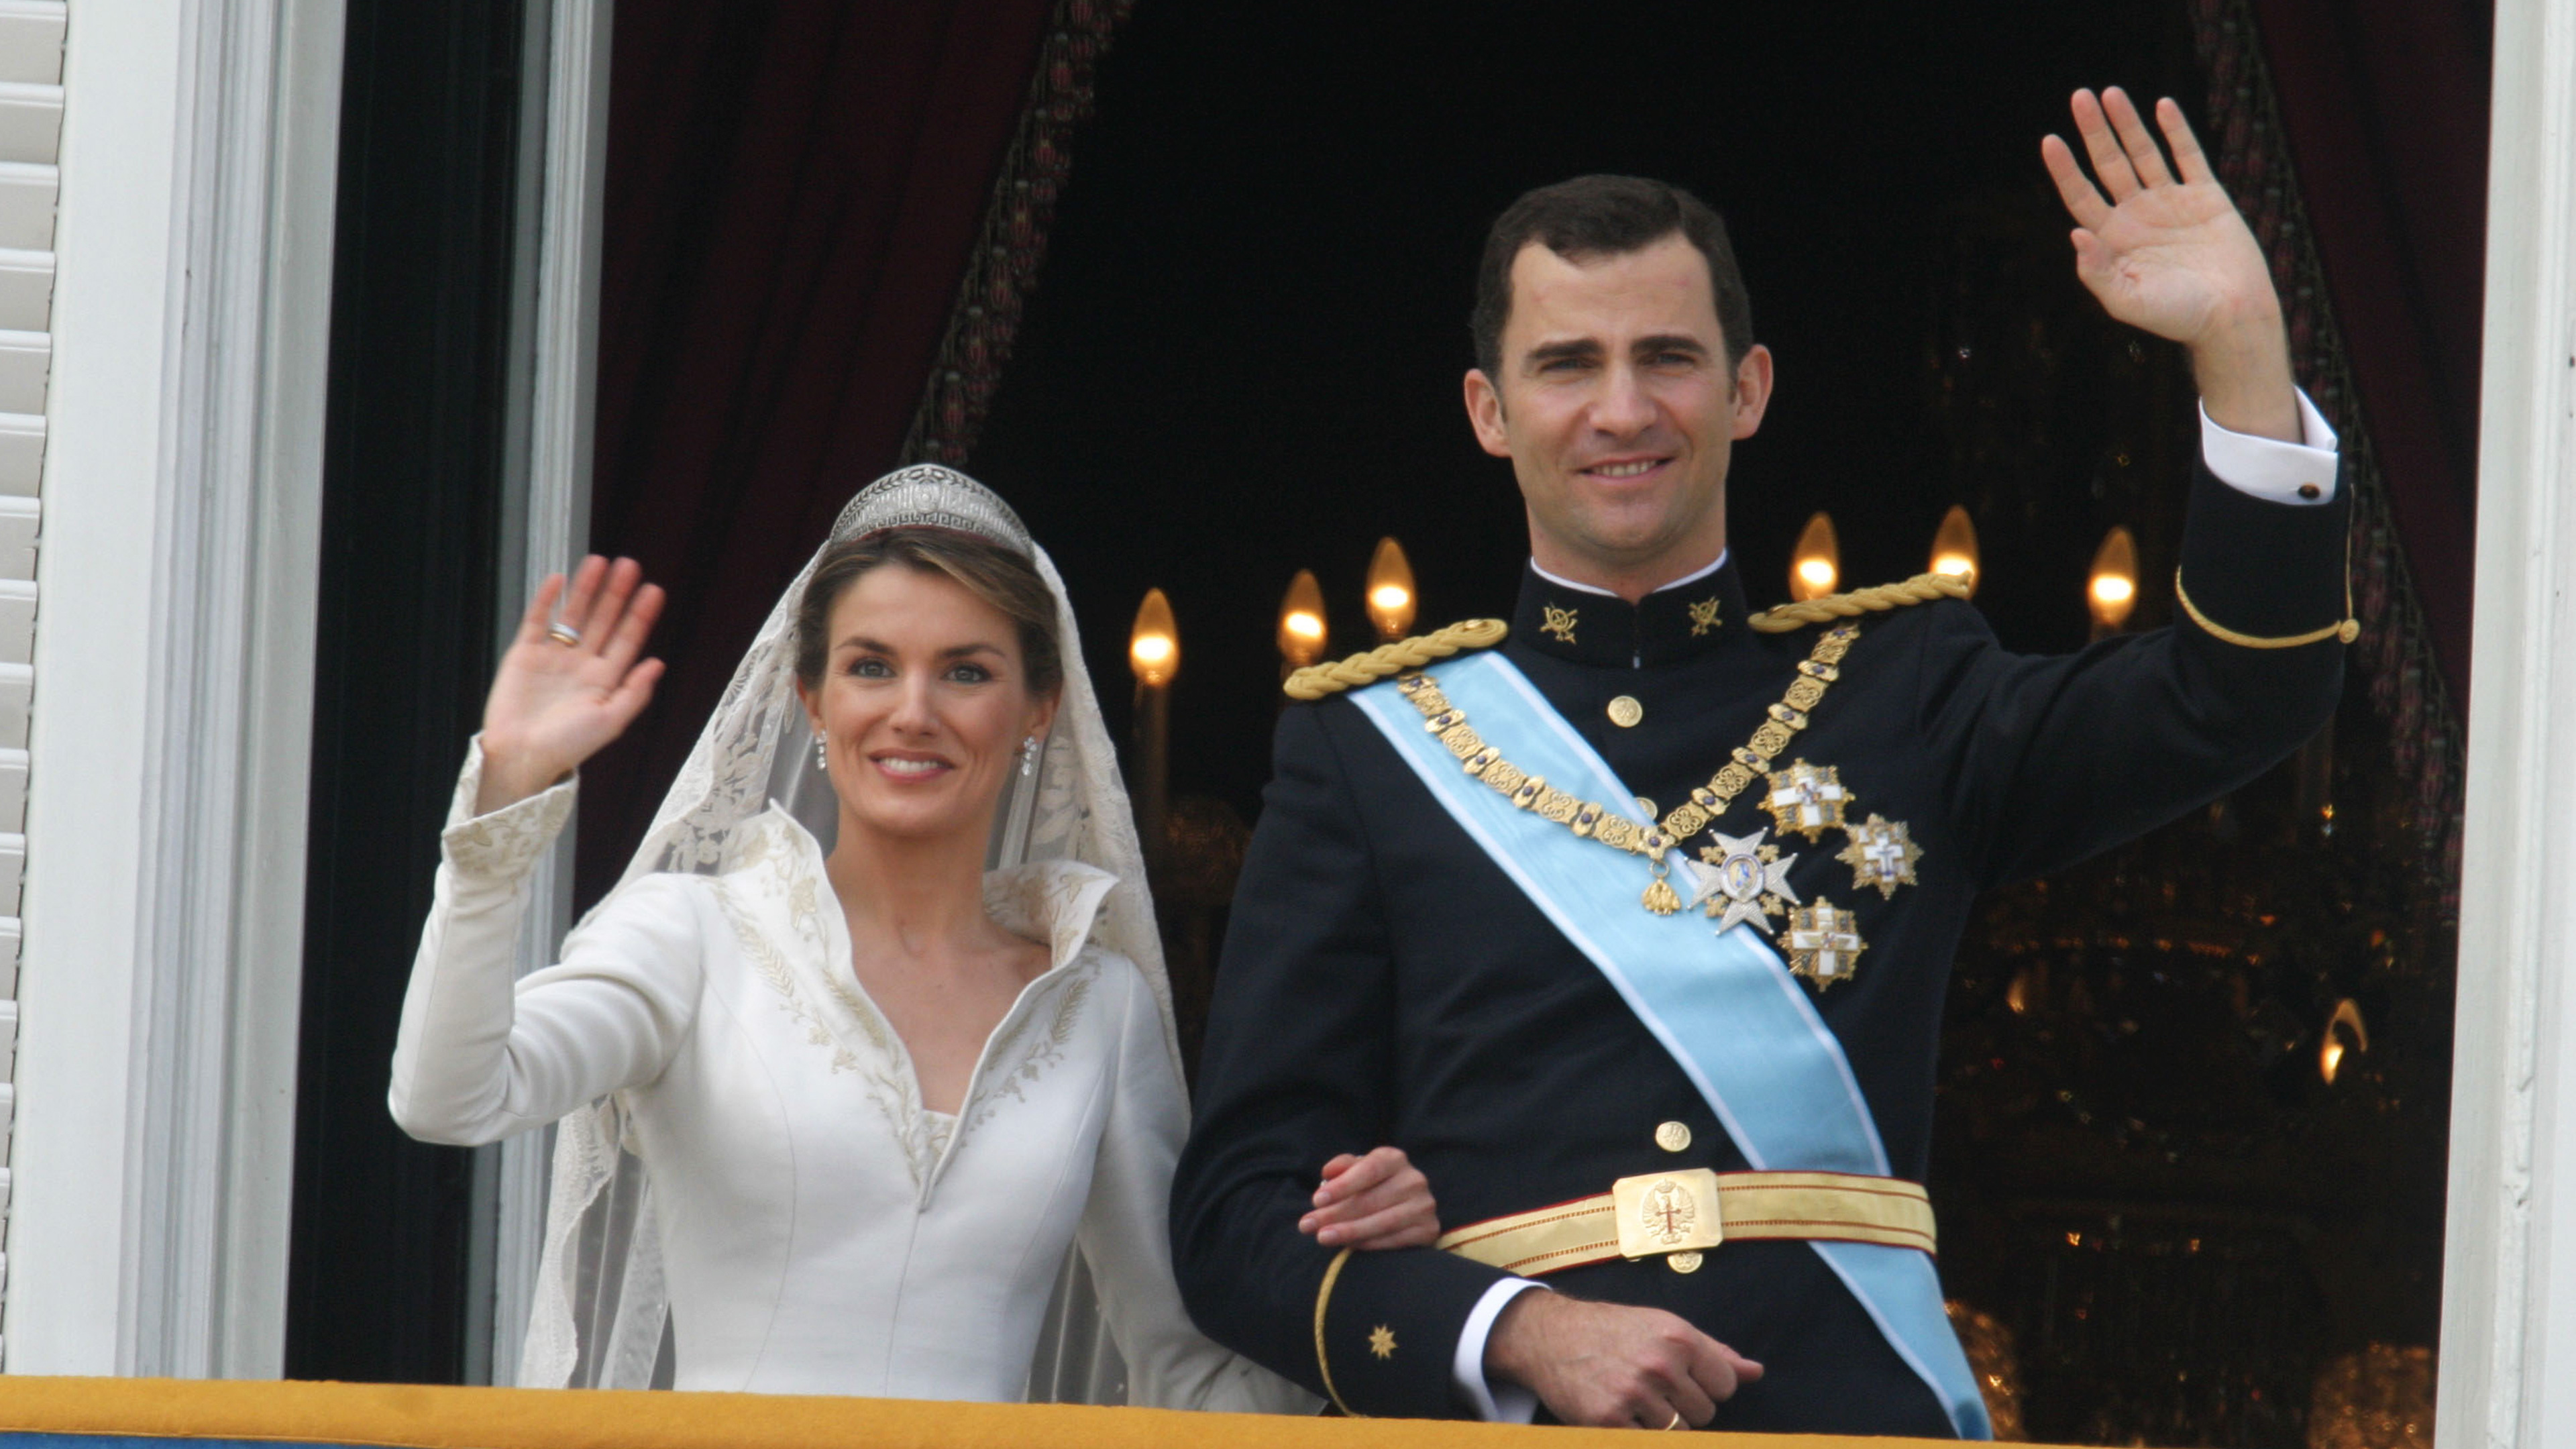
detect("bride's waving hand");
top-left (476, 555), bottom-right (667, 814)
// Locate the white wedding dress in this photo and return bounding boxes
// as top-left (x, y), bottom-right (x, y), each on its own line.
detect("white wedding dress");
top-left (385, 465), bottom-right (1314, 1411)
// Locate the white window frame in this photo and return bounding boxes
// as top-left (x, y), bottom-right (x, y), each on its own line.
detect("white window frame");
top-left (2435, 0), bottom-right (2576, 1444)
top-left (5, 0), bottom-right (345, 1377)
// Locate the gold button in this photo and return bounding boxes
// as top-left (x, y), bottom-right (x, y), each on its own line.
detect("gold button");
top-left (1608, 695), bottom-right (1644, 728)
top-left (1668, 1250), bottom-right (1704, 1274)
top-left (1655, 1121), bottom-right (1693, 1152)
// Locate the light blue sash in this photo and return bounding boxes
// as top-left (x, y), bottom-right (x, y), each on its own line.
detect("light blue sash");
top-left (1350, 651), bottom-right (1990, 1440)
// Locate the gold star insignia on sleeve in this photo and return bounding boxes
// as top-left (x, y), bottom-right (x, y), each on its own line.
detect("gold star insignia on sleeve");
top-left (1540, 606), bottom-right (1579, 643)
top-left (1368, 1324), bottom-right (1397, 1359)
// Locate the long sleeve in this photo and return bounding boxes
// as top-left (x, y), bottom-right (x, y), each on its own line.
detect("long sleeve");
top-left (1925, 455), bottom-right (2350, 888)
top-left (388, 741), bottom-right (707, 1146)
top-left (1073, 958), bottom-right (1318, 1414)
top-left (1171, 704), bottom-right (1511, 1417)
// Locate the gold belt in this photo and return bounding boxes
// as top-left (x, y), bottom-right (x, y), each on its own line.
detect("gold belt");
top-left (1434, 1169), bottom-right (1937, 1276)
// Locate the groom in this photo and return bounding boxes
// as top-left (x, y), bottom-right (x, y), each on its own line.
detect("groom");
top-left (1171, 90), bottom-right (2349, 1436)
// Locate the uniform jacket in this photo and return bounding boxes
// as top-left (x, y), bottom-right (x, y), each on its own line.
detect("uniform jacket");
top-left (1171, 460), bottom-right (2347, 1435)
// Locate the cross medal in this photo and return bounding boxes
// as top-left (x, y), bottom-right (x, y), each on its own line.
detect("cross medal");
top-left (1784, 900), bottom-right (1867, 988)
top-left (1764, 760), bottom-right (1853, 843)
top-left (1678, 827), bottom-right (1800, 936)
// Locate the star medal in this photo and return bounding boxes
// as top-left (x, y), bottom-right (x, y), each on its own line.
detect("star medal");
top-left (1837, 814), bottom-right (1921, 898)
top-left (1784, 898), bottom-right (1867, 988)
top-left (1764, 759), bottom-right (1854, 843)
top-left (1685, 827), bottom-right (1800, 935)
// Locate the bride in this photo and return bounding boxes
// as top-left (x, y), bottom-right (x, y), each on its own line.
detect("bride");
top-left (389, 467), bottom-right (1433, 1405)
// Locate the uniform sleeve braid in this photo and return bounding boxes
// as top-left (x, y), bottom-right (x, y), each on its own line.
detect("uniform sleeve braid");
top-left (1281, 619), bottom-right (1511, 700)
top-left (1748, 572), bottom-right (1971, 633)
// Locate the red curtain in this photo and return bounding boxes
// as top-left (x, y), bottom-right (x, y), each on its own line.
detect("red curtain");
top-left (579, 0), bottom-right (1057, 900)
top-left (2254, 0), bottom-right (2489, 702)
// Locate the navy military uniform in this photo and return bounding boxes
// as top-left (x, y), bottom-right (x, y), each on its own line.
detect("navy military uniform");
top-left (1169, 456), bottom-right (2347, 1436)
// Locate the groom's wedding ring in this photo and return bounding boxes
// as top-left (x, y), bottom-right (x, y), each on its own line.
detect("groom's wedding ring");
top-left (1664, 1410), bottom-right (1685, 1430)
top-left (546, 622), bottom-right (582, 647)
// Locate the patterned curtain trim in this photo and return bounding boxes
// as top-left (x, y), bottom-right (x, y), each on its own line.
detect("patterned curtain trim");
top-left (900, 0), bottom-right (1138, 467)
top-left (2190, 0), bottom-right (2466, 916)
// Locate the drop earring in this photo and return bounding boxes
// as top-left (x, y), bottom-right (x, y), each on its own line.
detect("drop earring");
top-left (1019, 735), bottom-right (1040, 777)
top-left (814, 733), bottom-right (828, 771)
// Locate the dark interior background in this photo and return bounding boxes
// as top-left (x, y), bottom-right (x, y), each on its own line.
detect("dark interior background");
top-left (288, 0), bottom-right (526, 1385)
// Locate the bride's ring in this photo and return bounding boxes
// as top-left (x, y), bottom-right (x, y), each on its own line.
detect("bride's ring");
top-left (546, 622), bottom-right (582, 648)
top-left (1664, 1410), bottom-right (1686, 1431)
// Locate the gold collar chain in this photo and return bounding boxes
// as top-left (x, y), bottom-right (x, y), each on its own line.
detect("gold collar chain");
top-left (1393, 622), bottom-right (1862, 914)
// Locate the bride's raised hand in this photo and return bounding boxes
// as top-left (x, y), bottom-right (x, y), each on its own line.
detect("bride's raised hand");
top-left (1297, 1146), bottom-right (1439, 1250)
top-left (475, 555), bottom-right (667, 814)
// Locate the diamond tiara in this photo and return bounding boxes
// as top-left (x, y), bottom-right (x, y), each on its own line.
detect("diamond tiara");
top-left (830, 464), bottom-right (1035, 557)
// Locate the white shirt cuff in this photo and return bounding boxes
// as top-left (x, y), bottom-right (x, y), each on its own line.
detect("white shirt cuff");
top-left (1452, 1277), bottom-right (1548, 1422)
top-left (2200, 388), bottom-right (2339, 504)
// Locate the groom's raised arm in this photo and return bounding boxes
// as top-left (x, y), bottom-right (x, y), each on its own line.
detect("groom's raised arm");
top-left (1171, 702), bottom-right (1508, 1417)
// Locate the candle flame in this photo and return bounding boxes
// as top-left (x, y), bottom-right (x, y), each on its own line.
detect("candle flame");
top-left (2320, 998), bottom-right (2368, 1085)
top-left (1366, 538), bottom-right (1418, 641)
top-left (2088, 527), bottom-right (2140, 631)
top-left (1790, 513), bottom-right (1840, 601)
top-left (1929, 505), bottom-right (1980, 596)
top-left (1277, 570), bottom-right (1328, 667)
top-left (1130, 588), bottom-right (1179, 686)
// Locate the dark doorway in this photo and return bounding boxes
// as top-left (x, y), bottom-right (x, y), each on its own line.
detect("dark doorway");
top-left (287, 0), bottom-right (531, 1384)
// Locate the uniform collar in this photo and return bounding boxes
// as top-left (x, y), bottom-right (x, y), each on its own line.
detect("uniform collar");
top-left (1513, 553), bottom-right (1752, 668)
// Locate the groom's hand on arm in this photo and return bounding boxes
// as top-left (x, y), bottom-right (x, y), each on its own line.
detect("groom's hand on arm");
top-left (1485, 1291), bottom-right (1764, 1430)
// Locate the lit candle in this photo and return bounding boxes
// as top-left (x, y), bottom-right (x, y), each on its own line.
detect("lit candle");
top-left (2319, 999), bottom-right (2368, 1085)
top-left (1129, 588), bottom-right (1177, 873)
top-left (1279, 570), bottom-right (1328, 676)
top-left (2088, 527), bottom-right (2139, 637)
top-left (1929, 505), bottom-right (1980, 596)
top-left (1790, 513), bottom-right (1840, 601)
top-left (1366, 537), bottom-right (1417, 641)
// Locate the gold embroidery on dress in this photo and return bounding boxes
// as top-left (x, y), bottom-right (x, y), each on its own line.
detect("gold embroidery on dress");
top-left (715, 822), bottom-right (935, 1186)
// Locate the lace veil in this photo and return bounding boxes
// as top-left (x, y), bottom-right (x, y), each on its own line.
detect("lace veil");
top-left (517, 465), bottom-right (1167, 1400)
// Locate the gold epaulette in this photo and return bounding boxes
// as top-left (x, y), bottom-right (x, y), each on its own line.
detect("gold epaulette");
top-left (1748, 572), bottom-right (1971, 633)
top-left (1282, 619), bottom-right (1509, 700)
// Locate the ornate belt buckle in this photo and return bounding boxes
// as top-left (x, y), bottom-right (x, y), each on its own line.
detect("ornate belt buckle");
top-left (1611, 1167), bottom-right (1725, 1260)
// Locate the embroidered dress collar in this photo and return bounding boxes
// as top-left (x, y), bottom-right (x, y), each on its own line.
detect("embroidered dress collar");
top-left (1514, 553), bottom-right (1752, 668)
top-left (710, 806), bottom-right (1120, 1197)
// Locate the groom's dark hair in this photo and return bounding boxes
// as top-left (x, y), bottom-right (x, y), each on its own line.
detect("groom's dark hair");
top-left (795, 527), bottom-right (1064, 700)
top-left (1470, 174), bottom-right (1756, 383)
